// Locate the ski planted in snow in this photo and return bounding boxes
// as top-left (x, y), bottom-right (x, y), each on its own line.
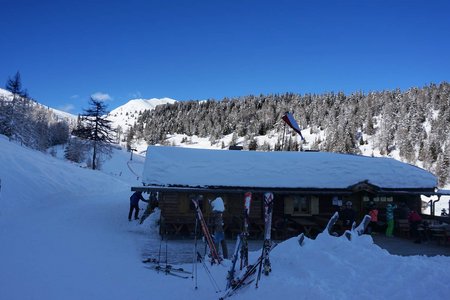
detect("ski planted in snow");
top-left (226, 234), bottom-right (242, 290)
top-left (354, 215), bottom-right (371, 236)
top-left (255, 192), bottom-right (274, 287)
top-left (226, 192), bottom-right (252, 290)
top-left (326, 211), bottom-right (339, 236)
top-left (297, 233), bottom-right (305, 247)
top-left (239, 192), bottom-right (252, 270)
top-left (344, 214), bottom-right (372, 241)
top-left (191, 195), bottom-right (221, 264)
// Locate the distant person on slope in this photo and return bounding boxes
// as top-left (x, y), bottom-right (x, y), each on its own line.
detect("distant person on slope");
top-left (129, 191), bottom-right (149, 221)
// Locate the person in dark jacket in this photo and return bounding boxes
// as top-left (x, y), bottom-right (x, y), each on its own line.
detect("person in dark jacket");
top-left (340, 201), bottom-right (356, 231)
top-left (139, 192), bottom-right (159, 224)
top-left (129, 191), bottom-right (148, 221)
top-left (408, 208), bottom-right (423, 243)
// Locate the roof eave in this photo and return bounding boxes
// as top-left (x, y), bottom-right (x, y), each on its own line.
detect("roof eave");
top-left (132, 184), bottom-right (436, 196)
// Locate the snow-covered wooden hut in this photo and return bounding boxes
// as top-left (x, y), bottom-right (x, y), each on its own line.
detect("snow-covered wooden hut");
top-left (132, 146), bottom-right (439, 238)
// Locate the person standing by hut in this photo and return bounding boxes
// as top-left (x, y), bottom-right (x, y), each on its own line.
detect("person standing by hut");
top-left (128, 191), bottom-right (149, 221)
top-left (139, 192), bottom-right (158, 224)
top-left (385, 203), bottom-right (397, 237)
top-left (210, 196), bottom-right (228, 259)
top-left (340, 201), bottom-right (356, 232)
top-left (367, 202), bottom-right (379, 235)
top-left (408, 208), bottom-right (423, 243)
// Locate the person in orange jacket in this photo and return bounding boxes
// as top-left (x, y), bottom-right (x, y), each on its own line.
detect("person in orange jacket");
top-left (367, 202), bottom-right (378, 235)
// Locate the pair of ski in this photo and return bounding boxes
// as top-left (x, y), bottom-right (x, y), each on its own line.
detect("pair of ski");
top-left (296, 212), bottom-right (370, 249)
top-left (191, 195), bottom-right (222, 264)
top-left (220, 242), bottom-right (278, 300)
top-left (222, 192), bottom-right (275, 299)
top-left (142, 233), bottom-right (192, 279)
top-left (225, 192), bottom-right (252, 291)
top-left (143, 260), bottom-right (192, 279)
top-left (325, 211), bottom-right (371, 241)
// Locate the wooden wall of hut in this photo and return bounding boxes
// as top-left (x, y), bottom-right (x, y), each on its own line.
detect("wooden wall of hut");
top-left (157, 191), bottom-right (422, 238)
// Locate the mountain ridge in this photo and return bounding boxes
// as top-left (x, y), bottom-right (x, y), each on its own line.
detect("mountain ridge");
top-left (107, 97), bottom-right (177, 130)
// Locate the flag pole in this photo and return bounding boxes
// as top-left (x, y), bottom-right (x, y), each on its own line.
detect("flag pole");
top-left (281, 122), bottom-right (286, 151)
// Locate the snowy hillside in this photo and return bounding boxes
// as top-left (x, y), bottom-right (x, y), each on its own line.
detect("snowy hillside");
top-left (1, 135), bottom-right (450, 300)
top-left (0, 87), bottom-right (12, 99)
top-left (50, 108), bottom-right (77, 123)
top-left (0, 87), bottom-right (177, 129)
top-left (0, 87), bottom-right (77, 124)
top-left (107, 97), bottom-right (177, 130)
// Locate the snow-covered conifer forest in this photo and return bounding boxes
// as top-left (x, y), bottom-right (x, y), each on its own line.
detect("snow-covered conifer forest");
top-left (128, 82), bottom-right (450, 187)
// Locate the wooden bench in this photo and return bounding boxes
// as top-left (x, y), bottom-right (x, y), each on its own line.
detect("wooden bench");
top-left (396, 219), bottom-right (410, 238)
top-left (161, 216), bottom-right (195, 236)
top-left (430, 228), bottom-right (449, 245)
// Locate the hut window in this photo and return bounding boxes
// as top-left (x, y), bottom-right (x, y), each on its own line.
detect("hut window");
top-left (284, 195), bottom-right (318, 216)
top-left (293, 196), bottom-right (310, 214)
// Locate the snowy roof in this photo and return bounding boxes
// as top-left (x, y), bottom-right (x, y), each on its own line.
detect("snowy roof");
top-left (142, 146), bottom-right (437, 192)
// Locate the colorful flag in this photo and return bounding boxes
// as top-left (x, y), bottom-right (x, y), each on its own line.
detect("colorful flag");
top-left (282, 112), bottom-right (305, 140)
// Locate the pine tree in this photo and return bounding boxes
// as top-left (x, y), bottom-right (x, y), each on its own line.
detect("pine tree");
top-left (435, 149), bottom-right (449, 187)
top-left (4, 71), bottom-right (29, 141)
top-left (72, 97), bottom-right (114, 170)
top-left (6, 72), bottom-right (28, 100)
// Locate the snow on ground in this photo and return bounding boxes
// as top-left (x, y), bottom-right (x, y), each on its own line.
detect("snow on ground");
top-left (1, 135), bottom-right (450, 300)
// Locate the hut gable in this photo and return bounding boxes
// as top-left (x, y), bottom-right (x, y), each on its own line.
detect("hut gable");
top-left (349, 180), bottom-right (380, 194)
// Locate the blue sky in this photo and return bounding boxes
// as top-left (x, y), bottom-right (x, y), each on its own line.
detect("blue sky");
top-left (1, 0), bottom-right (449, 114)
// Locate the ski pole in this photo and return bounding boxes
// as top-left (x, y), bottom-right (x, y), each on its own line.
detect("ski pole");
top-left (158, 213), bottom-right (163, 265)
top-left (165, 230), bottom-right (168, 269)
top-left (197, 252), bottom-right (221, 293)
top-left (192, 217), bottom-right (199, 289)
top-left (255, 246), bottom-right (264, 288)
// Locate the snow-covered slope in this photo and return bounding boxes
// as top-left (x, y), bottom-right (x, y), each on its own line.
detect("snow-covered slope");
top-left (0, 135), bottom-right (153, 299)
top-left (50, 108), bottom-right (77, 123)
top-left (107, 98), bottom-right (177, 129)
top-left (0, 87), bottom-right (12, 99)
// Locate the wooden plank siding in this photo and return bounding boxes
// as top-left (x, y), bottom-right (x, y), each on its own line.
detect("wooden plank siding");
top-left (156, 190), bottom-right (423, 239)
